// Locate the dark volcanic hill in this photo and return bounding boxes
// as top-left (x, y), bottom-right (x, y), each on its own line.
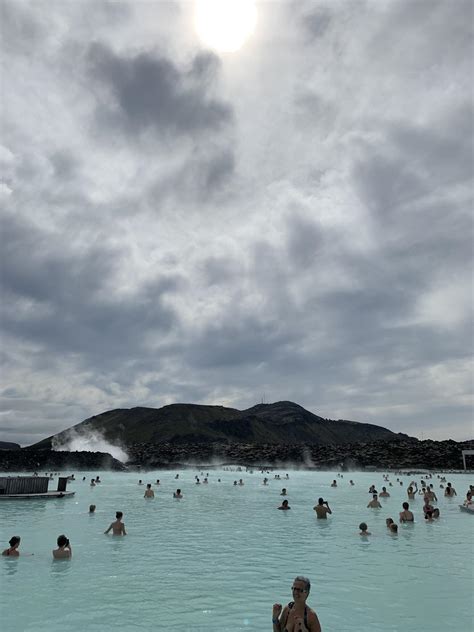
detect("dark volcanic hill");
top-left (28, 401), bottom-right (409, 449)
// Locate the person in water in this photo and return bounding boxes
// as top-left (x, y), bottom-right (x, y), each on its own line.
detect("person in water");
top-left (144, 484), bottom-right (154, 498)
top-left (367, 494), bottom-right (382, 509)
top-left (104, 511), bottom-right (127, 535)
top-left (313, 498), bottom-right (332, 519)
top-left (386, 517), bottom-right (394, 528)
top-left (53, 535), bottom-right (72, 559)
top-left (89, 504), bottom-right (96, 513)
top-left (359, 522), bottom-right (371, 535)
top-left (379, 487), bottom-right (390, 498)
top-left (399, 502), bottom-right (414, 522)
top-left (281, 488), bottom-right (287, 496)
top-left (389, 523), bottom-right (398, 534)
top-left (444, 482), bottom-right (457, 497)
top-left (173, 489), bottom-right (183, 498)
top-left (272, 575), bottom-right (322, 632)
top-left (2, 536), bottom-right (21, 557)
top-left (278, 500), bottom-right (291, 510)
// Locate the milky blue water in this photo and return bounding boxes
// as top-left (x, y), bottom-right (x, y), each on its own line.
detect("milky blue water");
top-left (1, 469), bottom-right (473, 632)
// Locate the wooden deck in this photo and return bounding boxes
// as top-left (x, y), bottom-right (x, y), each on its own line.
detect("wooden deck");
top-left (0, 490), bottom-right (75, 500)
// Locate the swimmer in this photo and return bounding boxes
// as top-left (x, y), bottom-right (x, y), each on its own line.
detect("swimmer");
top-left (196, 478), bottom-right (201, 485)
top-left (173, 489), bottom-right (183, 498)
top-left (350, 480), bottom-right (354, 486)
top-left (367, 494), bottom-right (382, 509)
top-left (359, 522), bottom-right (371, 536)
top-left (233, 481), bottom-right (238, 486)
top-left (463, 491), bottom-right (473, 506)
top-left (331, 480), bottom-right (337, 487)
top-left (407, 483), bottom-right (417, 500)
top-left (313, 498), bottom-right (332, 519)
top-left (53, 534), bottom-right (72, 559)
top-left (386, 517), bottom-right (394, 528)
top-left (2, 536), bottom-right (21, 557)
top-left (138, 480), bottom-right (143, 485)
top-left (156, 479), bottom-right (160, 485)
top-left (175, 474), bottom-right (179, 479)
top-left (104, 511), bottom-right (127, 536)
top-left (278, 500), bottom-right (291, 510)
top-left (272, 575), bottom-right (322, 632)
top-left (89, 504), bottom-right (96, 513)
top-left (144, 483), bottom-right (155, 498)
top-left (399, 502), bottom-right (414, 522)
top-left (95, 476), bottom-right (101, 483)
top-left (90, 478), bottom-right (96, 487)
top-left (444, 482), bottom-right (457, 497)
top-left (422, 499), bottom-right (434, 516)
top-left (281, 488), bottom-right (287, 495)
top-left (379, 487), bottom-right (390, 498)
top-left (238, 479), bottom-right (244, 486)
top-left (389, 523), bottom-right (398, 534)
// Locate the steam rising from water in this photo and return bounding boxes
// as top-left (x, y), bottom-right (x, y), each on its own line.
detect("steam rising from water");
top-left (52, 429), bottom-right (129, 463)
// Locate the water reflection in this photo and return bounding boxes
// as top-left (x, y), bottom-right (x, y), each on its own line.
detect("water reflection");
top-left (50, 559), bottom-right (72, 576)
top-left (3, 558), bottom-right (19, 576)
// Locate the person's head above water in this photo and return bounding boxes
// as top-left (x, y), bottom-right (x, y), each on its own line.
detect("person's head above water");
top-left (359, 522), bottom-right (368, 532)
top-left (116, 511), bottom-right (123, 520)
top-left (292, 576), bottom-right (311, 596)
top-left (386, 517), bottom-right (394, 527)
top-left (146, 483), bottom-right (151, 489)
top-left (318, 498), bottom-right (325, 505)
top-left (9, 536), bottom-right (20, 548)
top-left (89, 504), bottom-right (96, 513)
top-left (389, 523), bottom-right (398, 533)
top-left (402, 502), bottom-right (409, 510)
top-left (57, 534), bottom-right (69, 547)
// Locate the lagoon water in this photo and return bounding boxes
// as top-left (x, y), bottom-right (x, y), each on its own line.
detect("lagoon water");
top-left (1, 469), bottom-right (472, 632)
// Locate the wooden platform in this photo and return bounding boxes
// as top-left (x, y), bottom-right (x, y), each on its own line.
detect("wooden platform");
top-left (0, 490), bottom-right (75, 500)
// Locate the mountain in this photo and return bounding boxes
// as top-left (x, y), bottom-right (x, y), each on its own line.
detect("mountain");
top-left (27, 401), bottom-right (409, 449)
top-left (0, 441), bottom-right (21, 450)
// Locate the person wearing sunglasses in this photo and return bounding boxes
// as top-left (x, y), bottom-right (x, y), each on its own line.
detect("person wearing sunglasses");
top-left (272, 576), bottom-right (322, 631)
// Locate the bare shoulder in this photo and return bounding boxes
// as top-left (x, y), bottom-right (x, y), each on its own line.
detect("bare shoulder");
top-left (308, 606), bottom-right (322, 631)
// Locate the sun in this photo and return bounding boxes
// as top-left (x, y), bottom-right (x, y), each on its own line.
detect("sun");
top-left (194, 0), bottom-right (257, 53)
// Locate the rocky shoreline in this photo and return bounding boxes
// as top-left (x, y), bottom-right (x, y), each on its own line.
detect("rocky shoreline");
top-left (0, 449), bottom-right (127, 472)
top-left (1, 439), bottom-right (473, 472)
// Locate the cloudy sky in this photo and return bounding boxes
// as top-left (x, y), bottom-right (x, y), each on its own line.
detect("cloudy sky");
top-left (1, 0), bottom-right (472, 446)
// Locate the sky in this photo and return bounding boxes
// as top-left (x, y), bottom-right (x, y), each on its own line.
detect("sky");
top-left (0, 0), bottom-right (473, 447)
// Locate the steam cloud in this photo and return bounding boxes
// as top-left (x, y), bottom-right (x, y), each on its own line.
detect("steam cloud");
top-left (52, 429), bottom-right (129, 463)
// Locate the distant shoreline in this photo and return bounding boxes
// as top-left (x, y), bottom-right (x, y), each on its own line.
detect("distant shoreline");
top-left (0, 438), bottom-right (473, 472)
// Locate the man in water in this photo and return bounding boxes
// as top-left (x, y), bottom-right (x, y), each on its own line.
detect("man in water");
top-left (278, 500), bottom-right (291, 510)
top-left (104, 511), bottom-right (127, 535)
top-left (281, 488), bottom-right (287, 496)
top-left (379, 487), bottom-right (390, 498)
top-left (444, 482), bottom-right (457, 497)
top-left (367, 494), bottom-right (382, 509)
top-left (144, 483), bottom-right (154, 498)
top-left (89, 504), bottom-right (96, 513)
top-left (173, 489), bottom-right (183, 498)
top-left (313, 498), bottom-right (332, 519)
top-left (272, 576), bottom-right (322, 632)
top-left (399, 502), bottom-right (414, 522)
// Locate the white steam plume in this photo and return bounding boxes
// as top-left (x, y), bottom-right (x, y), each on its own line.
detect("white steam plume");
top-left (52, 429), bottom-right (129, 463)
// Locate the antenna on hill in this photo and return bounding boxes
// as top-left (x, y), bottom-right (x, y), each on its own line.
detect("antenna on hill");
top-left (261, 392), bottom-right (266, 404)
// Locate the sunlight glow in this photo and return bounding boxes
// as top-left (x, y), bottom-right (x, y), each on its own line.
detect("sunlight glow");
top-left (194, 0), bottom-right (257, 53)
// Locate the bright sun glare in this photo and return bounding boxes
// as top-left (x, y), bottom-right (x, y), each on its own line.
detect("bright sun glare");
top-left (194, 0), bottom-right (257, 53)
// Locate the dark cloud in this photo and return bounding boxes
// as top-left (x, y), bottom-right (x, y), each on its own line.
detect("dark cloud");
top-left (87, 43), bottom-right (233, 138)
top-left (0, 212), bottom-right (182, 368)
